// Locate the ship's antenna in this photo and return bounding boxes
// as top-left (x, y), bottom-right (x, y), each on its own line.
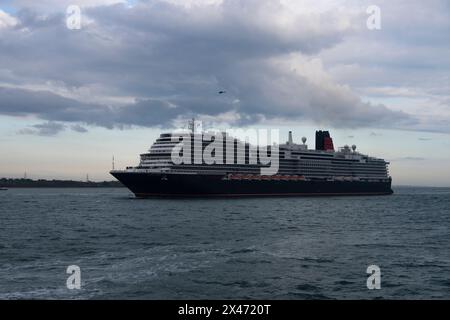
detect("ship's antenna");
top-left (112, 155), bottom-right (115, 170)
top-left (188, 118), bottom-right (195, 134)
top-left (86, 174), bottom-right (89, 182)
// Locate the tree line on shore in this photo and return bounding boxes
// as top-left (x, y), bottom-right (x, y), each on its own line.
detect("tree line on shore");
top-left (0, 178), bottom-right (123, 188)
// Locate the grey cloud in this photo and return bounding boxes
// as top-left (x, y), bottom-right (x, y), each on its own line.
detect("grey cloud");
top-left (0, 87), bottom-right (117, 128)
top-left (71, 124), bottom-right (88, 133)
top-left (19, 121), bottom-right (66, 136)
top-left (0, 87), bottom-right (226, 129)
top-left (317, 0), bottom-right (450, 132)
top-left (0, 83), bottom-right (412, 131)
top-left (0, 1), bottom-right (418, 131)
top-left (11, 0), bottom-right (124, 12)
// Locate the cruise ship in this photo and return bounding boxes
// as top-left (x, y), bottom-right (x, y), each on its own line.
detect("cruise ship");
top-left (111, 123), bottom-right (393, 197)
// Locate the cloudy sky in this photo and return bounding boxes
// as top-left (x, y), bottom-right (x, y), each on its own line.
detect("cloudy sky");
top-left (0, 0), bottom-right (449, 185)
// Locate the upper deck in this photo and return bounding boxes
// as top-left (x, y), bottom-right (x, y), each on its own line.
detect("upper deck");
top-left (115, 130), bottom-right (391, 182)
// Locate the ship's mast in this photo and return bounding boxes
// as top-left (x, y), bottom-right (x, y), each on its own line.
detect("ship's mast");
top-left (188, 118), bottom-right (195, 134)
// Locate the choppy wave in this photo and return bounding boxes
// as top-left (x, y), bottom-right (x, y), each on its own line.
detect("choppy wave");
top-left (0, 186), bottom-right (449, 299)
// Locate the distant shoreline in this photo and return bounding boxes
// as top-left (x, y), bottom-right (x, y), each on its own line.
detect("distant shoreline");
top-left (0, 178), bottom-right (124, 188)
top-left (1, 178), bottom-right (448, 189)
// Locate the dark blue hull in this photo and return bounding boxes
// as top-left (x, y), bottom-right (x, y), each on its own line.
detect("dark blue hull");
top-left (111, 172), bottom-right (393, 198)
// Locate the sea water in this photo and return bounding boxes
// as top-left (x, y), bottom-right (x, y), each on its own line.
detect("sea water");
top-left (0, 187), bottom-right (449, 299)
